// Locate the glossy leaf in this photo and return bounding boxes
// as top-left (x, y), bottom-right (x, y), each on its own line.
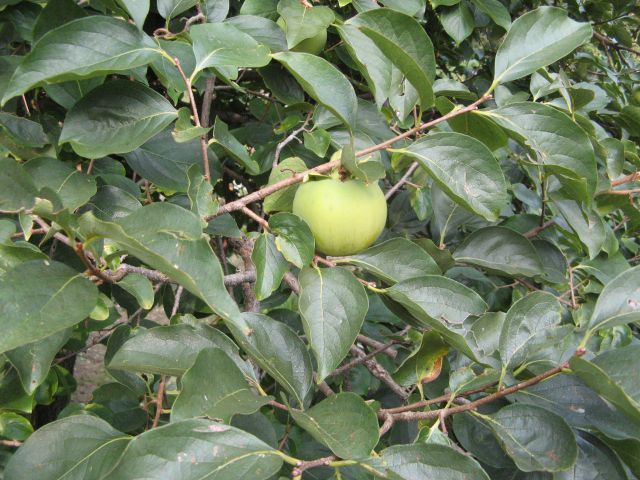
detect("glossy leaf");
top-left (277, 0), bottom-right (334, 49)
top-left (291, 392), bottom-right (379, 459)
top-left (589, 265), bottom-right (640, 331)
top-left (117, 273), bottom-right (155, 310)
top-left (109, 324), bottom-right (252, 377)
top-left (348, 8), bottom-right (436, 107)
top-left (552, 198), bottom-right (605, 258)
top-left (269, 212), bottom-right (315, 268)
top-left (482, 404), bottom-right (578, 472)
top-left (231, 313), bottom-right (313, 407)
top-left (171, 348), bottom-right (272, 422)
top-left (273, 52), bottom-right (358, 129)
top-left (0, 260), bottom-right (98, 354)
top-left (2, 16), bottom-right (160, 104)
top-left (60, 80), bottom-right (178, 158)
top-left (492, 6), bottom-right (592, 85)
top-left (394, 331), bottom-right (449, 387)
top-left (499, 292), bottom-right (563, 368)
top-left (298, 266), bottom-right (369, 381)
top-left (251, 233), bottom-right (288, 300)
top-left (471, 0), bottom-right (510, 29)
top-left (336, 237), bottom-right (440, 284)
top-left (108, 419), bottom-right (282, 479)
top-left (4, 415), bottom-right (130, 480)
top-left (263, 157), bottom-right (307, 213)
top-left (453, 227), bottom-right (544, 277)
top-left (555, 433), bottom-right (628, 480)
top-left (392, 133), bottom-right (508, 221)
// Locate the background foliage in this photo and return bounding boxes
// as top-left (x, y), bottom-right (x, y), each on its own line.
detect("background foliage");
top-left (0, 0), bottom-right (639, 478)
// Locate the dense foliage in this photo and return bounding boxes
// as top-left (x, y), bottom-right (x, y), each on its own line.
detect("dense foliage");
top-left (1, 0), bottom-right (639, 478)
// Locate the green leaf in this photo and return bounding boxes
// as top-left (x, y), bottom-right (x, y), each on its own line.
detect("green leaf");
top-left (0, 113), bottom-right (48, 148)
top-left (171, 348), bottom-right (272, 422)
top-left (269, 212), bottom-right (315, 268)
top-left (0, 260), bottom-right (98, 355)
top-left (552, 198), bottom-right (605, 258)
top-left (394, 331), bottom-right (449, 387)
top-left (78, 204), bottom-right (242, 326)
top-left (4, 415), bottom-right (130, 480)
top-left (2, 16), bottom-right (160, 104)
top-left (384, 275), bottom-right (487, 360)
top-left (603, 438), bottom-right (640, 478)
top-left (484, 102), bottom-right (597, 201)
top-left (157, 0), bottom-right (197, 19)
top-left (90, 382), bottom-right (147, 432)
top-left (5, 329), bottom-right (70, 395)
top-left (252, 233), bottom-right (288, 300)
top-left (23, 157), bottom-right (96, 211)
top-left (60, 80), bottom-right (178, 159)
top-left (291, 392), bottom-right (379, 459)
top-left (571, 345), bottom-right (640, 424)
top-left (124, 128), bottom-right (216, 192)
top-left (298, 266), bottom-right (369, 381)
top-left (109, 324), bottom-right (252, 377)
top-left (375, 443), bottom-right (490, 479)
top-left (453, 412), bottom-right (513, 468)
top-left (589, 265), bottom-right (640, 331)
top-left (392, 132), bottom-right (508, 221)
top-left (273, 52), bottom-right (358, 129)
top-left (439, 2), bottom-right (475, 45)
top-left (190, 22), bottom-right (271, 78)
top-left (434, 97), bottom-right (507, 151)
top-left (512, 374), bottom-right (640, 440)
top-left (0, 412), bottom-right (33, 441)
top-left (277, 0), bottom-right (334, 49)
top-left (263, 157), bottom-right (307, 213)
top-left (336, 237), bottom-right (440, 284)
top-left (117, 273), bottom-right (154, 310)
top-left (186, 166), bottom-right (216, 221)
top-left (499, 292), bottom-right (563, 368)
top-left (231, 313), bottom-right (312, 407)
top-left (0, 158), bottom-right (41, 213)
top-left (492, 6), bottom-right (592, 86)
top-left (211, 117), bottom-right (260, 174)
top-left (116, 0), bottom-right (149, 29)
top-left (336, 24), bottom-right (393, 109)
top-left (348, 8), bottom-right (436, 108)
top-left (481, 404), bottom-right (578, 472)
top-left (453, 227), bottom-right (544, 277)
top-left (108, 419), bottom-right (282, 480)
top-left (471, 0), bottom-right (510, 29)
top-left (556, 433), bottom-right (628, 480)
top-left (225, 15), bottom-right (287, 53)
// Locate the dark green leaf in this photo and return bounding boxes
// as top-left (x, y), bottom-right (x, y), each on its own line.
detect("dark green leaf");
top-left (298, 266), bottom-right (369, 380)
top-left (589, 265), bottom-right (640, 331)
top-left (4, 415), bottom-right (130, 480)
top-left (0, 260), bottom-right (98, 354)
top-left (440, 2), bottom-right (474, 45)
top-left (60, 80), bottom-right (178, 158)
top-left (252, 233), bottom-right (288, 300)
top-left (291, 392), bottom-right (379, 459)
top-left (277, 0), bottom-right (334, 49)
top-left (555, 432), bottom-right (627, 480)
top-left (171, 348), bottom-right (272, 422)
top-left (394, 331), bottom-right (449, 387)
top-left (2, 16), bottom-right (160, 104)
top-left (492, 6), bottom-right (592, 85)
top-left (273, 52), bottom-right (358, 129)
top-left (269, 212), bottom-right (315, 268)
top-left (392, 133), bottom-right (508, 221)
top-left (453, 227), bottom-right (544, 277)
top-left (212, 117), bottom-right (260, 174)
top-left (336, 237), bottom-right (440, 284)
top-left (471, 0), bottom-right (510, 29)
top-left (117, 273), bottom-right (154, 310)
top-left (552, 198), bottom-right (605, 258)
top-left (108, 419), bottom-right (282, 479)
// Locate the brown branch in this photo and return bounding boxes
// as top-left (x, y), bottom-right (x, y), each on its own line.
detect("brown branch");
top-left (593, 31), bottom-right (640, 56)
top-left (292, 455), bottom-right (337, 478)
top-left (611, 171), bottom-right (640, 186)
top-left (331, 340), bottom-right (399, 376)
top-left (379, 413), bottom-right (395, 436)
top-left (241, 206), bottom-right (270, 230)
top-left (351, 345), bottom-right (408, 399)
top-left (152, 375), bottom-right (166, 428)
top-left (385, 161), bottom-right (419, 199)
top-left (174, 57), bottom-right (211, 182)
top-left (0, 439), bottom-right (22, 447)
top-left (273, 112), bottom-right (312, 168)
top-left (603, 188), bottom-right (640, 195)
top-left (209, 95), bottom-right (493, 218)
top-left (356, 334), bottom-right (398, 359)
top-left (389, 349), bottom-right (585, 422)
top-left (171, 285), bottom-right (184, 318)
top-left (568, 265), bottom-right (578, 310)
top-left (283, 271), bottom-right (300, 294)
top-left (523, 219), bottom-right (555, 238)
top-left (201, 77), bottom-right (216, 128)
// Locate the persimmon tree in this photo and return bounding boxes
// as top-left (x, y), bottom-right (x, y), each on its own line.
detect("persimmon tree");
top-left (1, 0), bottom-right (640, 479)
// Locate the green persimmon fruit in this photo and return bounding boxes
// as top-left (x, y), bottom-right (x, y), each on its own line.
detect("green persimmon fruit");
top-left (292, 177), bottom-right (387, 256)
top-left (277, 17), bottom-right (327, 55)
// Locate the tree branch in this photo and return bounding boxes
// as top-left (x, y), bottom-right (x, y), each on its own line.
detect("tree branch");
top-left (351, 345), bottom-right (408, 399)
top-left (273, 112), bottom-right (312, 168)
top-left (385, 161), bottom-right (419, 199)
top-left (593, 31), bottom-right (640, 56)
top-left (209, 95), bottom-right (493, 218)
top-left (523, 219), bottom-right (556, 238)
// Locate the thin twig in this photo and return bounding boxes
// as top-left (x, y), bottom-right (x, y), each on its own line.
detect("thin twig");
top-left (201, 77), bottom-right (216, 128)
top-left (171, 285), bottom-right (184, 318)
top-left (331, 340), bottom-right (399, 376)
top-left (0, 439), bottom-right (22, 447)
top-left (523, 220), bottom-right (555, 238)
top-left (593, 31), bottom-right (640, 56)
top-left (152, 376), bottom-right (166, 428)
top-left (292, 456), bottom-right (337, 478)
top-left (603, 188), bottom-right (640, 195)
top-left (356, 334), bottom-right (398, 359)
top-left (241, 206), bottom-right (270, 230)
top-left (21, 95), bottom-right (30, 116)
top-left (385, 161), bottom-right (419, 199)
top-left (568, 265), bottom-right (578, 309)
top-left (611, 171), bottom-right (640, 186)
top-left (351, 345), bottom-right (408, 399)
top-left (379, 413), bottom-right (394, 436)
top-left (273, 112), bottom-right (312, 168)
top-left (174, 57), bottom-right (210, 182)
top-left (210, 95), bottom-right (493, 218)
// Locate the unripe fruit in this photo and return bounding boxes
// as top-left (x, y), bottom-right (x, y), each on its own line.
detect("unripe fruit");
top-left (292, 177), bottom-right (387, 256)
top-left (277, 17), bottom-right (327, 56)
